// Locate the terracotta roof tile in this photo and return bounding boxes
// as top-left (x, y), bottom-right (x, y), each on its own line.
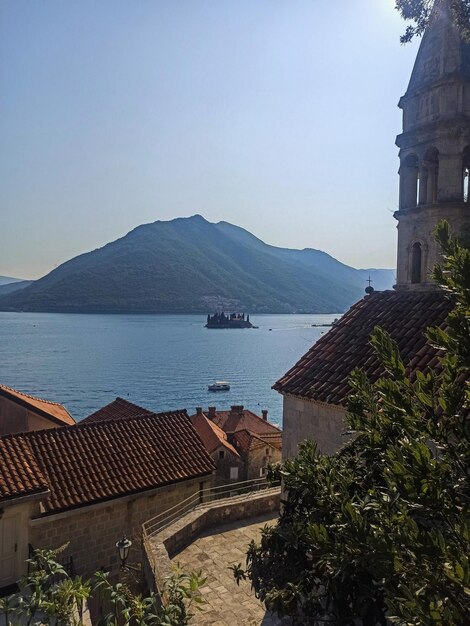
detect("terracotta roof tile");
top-left (274, 290), bottom-right (453, 405)
top-left (189, 412), bottom-right (240, 457)
top-left (209, 409), bottom-right (281, 436)
top-left (0, 384), bottom-right (75, 426)
top-left (0, 435), bottom-right (49, 502)
top-left (232, 429), bottom-right (279, 454)
top-left (81, 397), bottom-right (153, 424)
top-left (0, 410), bottom-right (215, 513)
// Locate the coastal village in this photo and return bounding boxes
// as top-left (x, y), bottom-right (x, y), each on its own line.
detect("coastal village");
top-left (1, 1), bottom-right (470, 624)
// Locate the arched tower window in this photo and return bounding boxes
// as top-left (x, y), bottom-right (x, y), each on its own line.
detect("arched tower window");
top-left (400, 154), bottom-right (419, 209)
top-left (463, 147), bottom-right (470, 202)
top-left (422, 147), bottom-right (439, 205)
top-left (410, 242), bottom-right (422, 284)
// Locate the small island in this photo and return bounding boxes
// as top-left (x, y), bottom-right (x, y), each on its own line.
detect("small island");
top-left (205, 312), bottom-right (253, 329)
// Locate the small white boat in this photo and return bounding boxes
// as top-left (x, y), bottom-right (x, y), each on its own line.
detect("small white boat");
top-left (208, 381), bottom-right (230, 392)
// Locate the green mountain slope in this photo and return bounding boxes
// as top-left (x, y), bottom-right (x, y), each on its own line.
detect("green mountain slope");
top-left (0, 215), bottom-right (395, 314)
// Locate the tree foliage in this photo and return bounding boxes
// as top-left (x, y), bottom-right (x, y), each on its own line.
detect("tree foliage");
top-left (235, 222), bottom-right (470, 625)
top-left (396, 0), bottom-right (470, 43)
top-left (0, 548), bottom-right (205, 626)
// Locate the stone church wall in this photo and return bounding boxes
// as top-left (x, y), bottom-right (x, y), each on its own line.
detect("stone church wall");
top-left (282, 394), bottom-right (348, 459)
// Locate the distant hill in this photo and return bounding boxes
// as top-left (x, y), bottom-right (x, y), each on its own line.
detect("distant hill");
top-left (0, 275), bottom-right (26, 286)
top-left (0, 280), bottom-right (34, 296)
top-left (0, 215), bottom-right (395, 314)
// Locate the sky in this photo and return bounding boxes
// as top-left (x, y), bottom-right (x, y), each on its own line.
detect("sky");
top-left (0, 0), bottom-right (420, 280)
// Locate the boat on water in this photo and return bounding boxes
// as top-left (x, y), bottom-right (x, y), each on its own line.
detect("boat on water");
top-left (208, 381), bottom-right (231, 392)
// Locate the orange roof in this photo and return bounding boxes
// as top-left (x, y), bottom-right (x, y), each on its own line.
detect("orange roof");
top-left (189, 412), bottom-right (239, 457)
top-left (209, 407), bottom-right (281, 436)
top-left (0, 409), bottom-right (215, 514)
top-left (0, 385), bottom-right (75, 426)
top-left (274, 290), bottom-right (453, 405)
top-left (82, 397), bottom-right (153, 424)
top-left (0, 435), bottom-right (49, 502)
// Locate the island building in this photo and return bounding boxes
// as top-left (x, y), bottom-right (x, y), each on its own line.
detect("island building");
top-left (275, 0), bottom-right (470, 458)
top-left (206, 311), bottom-right (253, 328)
top-left (189, 405), bottom-right (282, 485)
top-left (0, 384), bottom-right (75, 436)
top-left (0, 404), bottom-right (215, 589)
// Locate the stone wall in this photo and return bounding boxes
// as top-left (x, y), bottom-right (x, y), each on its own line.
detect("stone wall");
top-left (282, 393), bottom-right (348, 459)
top-left (395, 203), bottom-right (470, 289)
top-left (29, 477), bottom-right (212, 577)
top-left (246, 444), bottom-right (281, 480)
top-left (211, 446), bottom-right (244, 486)
top-left (143, 488), bottom-right (280, 595)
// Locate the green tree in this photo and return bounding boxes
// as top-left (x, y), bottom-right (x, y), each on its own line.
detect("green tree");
top-left (234, 222), bottom-right (469, 625)
top-left (395, 0), bottom-right (470, 43)
top-left (0, 548), bottom-right (205, 626)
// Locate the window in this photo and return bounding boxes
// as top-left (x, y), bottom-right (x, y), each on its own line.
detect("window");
top-left (411, 242), bottom-right (422, 284)
top-left (422, 147), bottom-right (439, 205)
top-left (218, 450), bottom-right (225, 460)
top-left (265, 448), bottom-right (269, 456)
top-left (463, 147), bottom-right (470, 202)
top-left (230, 466), bottom-right (239, 480)
top-left (401, 154), bottom-right (419, 209)
top-left (260, 467), bottom-right (267, 477)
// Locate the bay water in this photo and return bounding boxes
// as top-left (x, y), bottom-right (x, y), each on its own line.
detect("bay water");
top-left (0, 312), bottom-right (340, 426)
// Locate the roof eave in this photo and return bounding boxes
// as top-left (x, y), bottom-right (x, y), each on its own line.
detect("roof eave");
top-left (0, 388), bottom-right (75, 427)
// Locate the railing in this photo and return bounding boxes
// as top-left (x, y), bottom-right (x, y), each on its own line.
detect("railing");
top-left (142, 477), bottom-right (279, 540)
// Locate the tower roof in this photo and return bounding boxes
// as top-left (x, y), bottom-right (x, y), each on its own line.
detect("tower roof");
top-left (405, 0), bottom-right (470, 96)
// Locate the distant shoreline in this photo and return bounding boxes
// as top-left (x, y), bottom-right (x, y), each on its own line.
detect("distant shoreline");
top-left (0, 309), bottom-right (344, 316)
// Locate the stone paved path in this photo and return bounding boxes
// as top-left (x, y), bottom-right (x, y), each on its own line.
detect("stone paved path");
top-left (172, 512), bottom-right (290, 625)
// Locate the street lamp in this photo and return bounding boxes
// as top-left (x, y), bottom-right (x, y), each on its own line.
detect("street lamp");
top-left (116, 536), bottom-right (132, 568)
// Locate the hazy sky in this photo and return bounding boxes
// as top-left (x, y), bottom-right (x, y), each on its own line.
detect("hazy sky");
top-left (0, 0), bottom-right (420, 279)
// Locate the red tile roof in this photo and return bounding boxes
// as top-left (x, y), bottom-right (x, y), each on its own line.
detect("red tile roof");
top-left (189, 412), bottom-right (239, 457)
top-left (81, 397), bottom-right (153, 424)
top-left (0, 436), bottom-right (49, 502)
top-left (209, 408), bottom-right (281, 437)
top-left (232, 429), bottom-right (280, 454)
top-left (0, 384), bottom-right (75, 426)
top-left (0, 410), bottom-right (215, 514)
top-left (274, 290), bottom-right (453, 405)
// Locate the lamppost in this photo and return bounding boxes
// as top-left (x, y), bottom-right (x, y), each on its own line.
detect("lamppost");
top-left (115, 536), bottom-right (140, 572)
top-left (116, 536), bottom-right (132, 568)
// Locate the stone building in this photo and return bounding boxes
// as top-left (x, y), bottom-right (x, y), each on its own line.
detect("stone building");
top-left (0, 384), bottom-right (75, 436)
top-left (0, 408), bottom-right (214, 589)
top-left (190, 408), bottom-right (244, 485)
top-left (190, 405), bottom-right (282, 482)
top-left (275, 0), bottom-right (469, 459)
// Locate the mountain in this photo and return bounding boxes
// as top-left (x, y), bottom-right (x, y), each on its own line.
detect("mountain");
top-left (0, 275), bottom-right (26, 286)
top-left (0, 280), bottom-right (34, 296)
top-left (0, 215), bottom-right (395, 314)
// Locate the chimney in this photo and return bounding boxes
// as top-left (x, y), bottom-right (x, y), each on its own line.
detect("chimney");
top-left (262, 410), bottom-right (268, 421)
top-left (196, 407), bottom-right (203, 416)
top-left (230, 405), bottom-right (244, 415)
top-left (208, 407), bottom-right (216, 419)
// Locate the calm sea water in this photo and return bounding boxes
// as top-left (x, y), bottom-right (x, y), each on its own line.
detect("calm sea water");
top-left (0, 312), bottom-right (340, 427)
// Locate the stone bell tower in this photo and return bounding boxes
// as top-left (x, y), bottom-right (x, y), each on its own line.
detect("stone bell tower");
top-left (395, 0), bottom-right (470, 289)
